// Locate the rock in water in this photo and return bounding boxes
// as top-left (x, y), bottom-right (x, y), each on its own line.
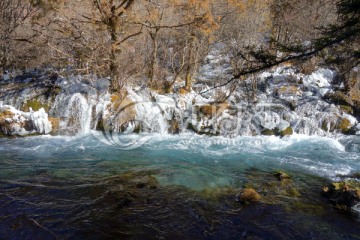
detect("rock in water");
top-left (237, 188), bottom-right (261, 204)
top-left (322, 180), bottom-right (360, 212)
top-left (274, 171), bottom-right (291, 181)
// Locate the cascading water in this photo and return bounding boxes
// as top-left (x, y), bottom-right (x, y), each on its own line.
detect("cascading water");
top-left (45, 74), bottom-right (110, 135)
top-left (60, 93), bottom-right (90, 134)
top-left (1, 65), bottom-right (358, 137)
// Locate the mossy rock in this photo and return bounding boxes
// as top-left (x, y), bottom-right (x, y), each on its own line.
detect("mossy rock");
top-left (22, 100), bottom-right (50, 112)
top-left (279, 127), bottom-right (293, 137)
top-left (274, 170), bottom-right (291, 181)
top-left (135, 175), bottom-right (158, 190)
top-left (200, 187), bottom-right (237, 200)
top-left (186, 122), bottom-right (196, 132)
top-left (287, 187), bottom-right (301, 197)
top-left (2, 109), bottom-right (14, 116)
top-left (322, 180), bottom-right (360, 211)
top-left (0, 131), bottom-right (10, 138)
top-left (321, 120), bottom-right (329, 132)
top-left (321, 120), bottom-right (336, 132)
top-left (237, 188), bottom-right (261, 204)
top-left (339, 105), bottom-right (354, 114)
top-left (262, 129), bottom-right (276, 136)
top-left (336, 118), bottom-right (352, 134)
top-left (325, 91), bottom-right (353, 106)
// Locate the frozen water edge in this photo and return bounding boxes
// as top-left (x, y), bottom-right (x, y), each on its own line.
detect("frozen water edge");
top-left (0, 105), bottom-right (52, 135)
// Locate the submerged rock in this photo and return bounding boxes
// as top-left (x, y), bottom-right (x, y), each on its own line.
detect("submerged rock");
top-left (237, 188), bottom-right (261, 204)
top-left (322, 179), bottom-right (360, 212)
top-left (274, 171), bottom-right (291, 181)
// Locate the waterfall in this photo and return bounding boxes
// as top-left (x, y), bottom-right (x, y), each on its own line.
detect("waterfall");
top-left (60, 93), bottom-right (93, 135)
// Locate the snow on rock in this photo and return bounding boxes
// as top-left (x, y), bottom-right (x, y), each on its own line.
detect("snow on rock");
top-left (303, 68), bottom-right (335, 96)
top-left (304, 68), bottom-right (334, 88)
top-left (0, 105), bottom-right (52, 136)
top-left (253, 111), bottom-right (281, 130)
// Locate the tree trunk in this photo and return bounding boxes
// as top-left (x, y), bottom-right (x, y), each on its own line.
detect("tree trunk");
top-left (109, 6), bottom-right (120, 93)
top-left (185, 38), bottom-right (194, 91)
top-left (148, 29), bottom-right (159, 83)
top-left (251, 74), bottom-right (258, 102)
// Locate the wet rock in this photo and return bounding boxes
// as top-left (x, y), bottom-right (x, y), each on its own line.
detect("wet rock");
top-left (168, 118), bottom-right (180, 134)
top-left (322, 181), bottom-right (360, 211)
top-left (237, 188), bottom-right (261, 204)
top-left (274, 171), bottom-right (291, 181)
top-left (279, 127), bottom-right (293, 137)
top-left (277, 120), bottom-right (290, 131)
top-left (336, 118), bottom-right (352, 134)
top-left (255, 171), bottom-right (301, 198)
top-left (21, 99), bottom-right (50, 112)
top-left (48, 117), bottom-right (60, 135)
top-left (321, 119), bottom-right (336, 132)
top-left (339, 105), bottom-right (354, 114)
top-left (261, 129), bottom-right (276, 136)
top-left (325, 91), bottom-right (353, 106)
top-left (350, 124), bottom-right (360, 135)
top-left (136, 182), bottom-right (147, 189)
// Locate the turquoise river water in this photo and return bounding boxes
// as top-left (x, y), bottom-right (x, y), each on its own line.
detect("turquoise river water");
top-left (0, 133), bottom-right (360, 239)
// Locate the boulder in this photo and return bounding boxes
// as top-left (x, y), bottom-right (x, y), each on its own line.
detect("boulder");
top-left (322, 180), bottom-right (360, 211)
top-left (237, 188), bottom-right (261, 204)
top-left (279, 127), bottom-right (293, 137)
top-left (274, 170), bottom-right (291, 181)
top-left (336, 118), bottom-right (352, 134)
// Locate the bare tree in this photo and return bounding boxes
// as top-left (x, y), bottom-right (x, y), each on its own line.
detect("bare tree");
top-left (0, 0), bottom-right (40, 70)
